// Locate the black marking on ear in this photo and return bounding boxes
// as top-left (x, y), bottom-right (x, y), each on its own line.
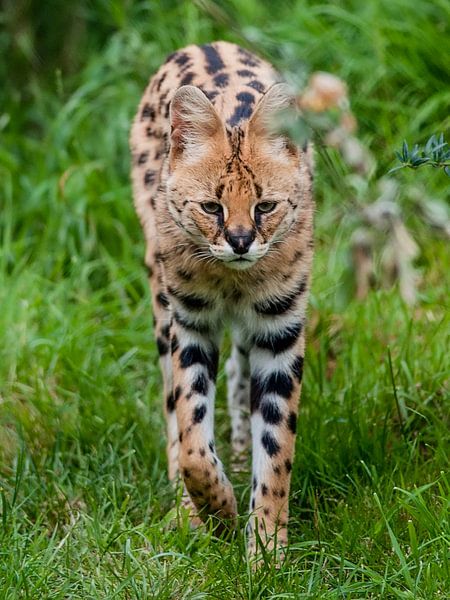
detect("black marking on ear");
top-left (192, 373), bottom-right (209, 396)
top-left (248, 80), bottom-right (265, 93)
top-left (201, 44), bottom-right (225, 74)
top-left (193, 404), bottom-right (207, 424)
top-left (179, 344), bottom-right (219, 380)
top-left (260, 400), bottom-right (282, 425)
top-left (213, 73), bottom-right (229, 88)
top-left (168, 287), bottom-right (211, 310)
top-left (180, 71), bottom-right (195, 86)
top-left (156, 292), bottom-right (170, 308)
top-left (291, 356), bottom-right (304, 383)
top-left (253, 322), bottom-right (302, 354)
top-left (261, 431), bottom-right (280, 457)
top-left (287, 412), bottom-right (297, 434)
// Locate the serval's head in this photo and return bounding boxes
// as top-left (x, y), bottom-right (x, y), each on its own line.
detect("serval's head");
top-left (166, 84), bottom-right (311, 270)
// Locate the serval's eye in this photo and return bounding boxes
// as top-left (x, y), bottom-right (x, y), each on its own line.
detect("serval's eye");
top-left (256, 201), bottom-right (276, 214)
top-left (201, 202), bottom-right (223, 215)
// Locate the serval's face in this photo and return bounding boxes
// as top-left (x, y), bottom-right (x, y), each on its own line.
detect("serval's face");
top-left (166, 84), bottom-right (306, 270)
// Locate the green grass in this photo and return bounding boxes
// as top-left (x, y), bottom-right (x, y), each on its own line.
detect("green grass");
top-left (0, 1), bottom-right (449, 597)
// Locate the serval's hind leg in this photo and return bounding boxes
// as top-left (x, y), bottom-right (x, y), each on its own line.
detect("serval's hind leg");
top-left (226, 330), bottom-right (251, 472)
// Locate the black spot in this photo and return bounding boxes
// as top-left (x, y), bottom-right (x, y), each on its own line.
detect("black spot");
top-left (252, 477), bottom-right (257, 490)
top-left (285, 459), bottom-right (292, 472)
top-left (260, 400), bottom-right (282, 425)
top-left (261, 483), bottom-right (268, 496)
top-left (248, 80), bottom-right (265, 93)
top-left (201, 44), bottom-right (225, 74)
top-left (180, 71), bottom-right (195, 86)
top-left (192, 373), bottom-right (208, 396)
top-left (141, 103), bottom-right (156, 121)
top-left (156, 337), bottom-right (168, 356)
top-left (156, 72), bottom-right (167, 91)
top-left (213, 73), bottom-right (229, 88)
top-left (160, 323), bottom-right (170, 339)
top-left (227, 92), bottom-right (256, 127)
top-left (237, 69), bottom-right (255, 77)
top-left (146, 126), bottom-right (154, 138)
top-left (266, 371), bottom-right (293, 399)
top-left (287, 412), bottom-right (297, 434)
top-left (208, 441), bottom-right (215, 453)
top-left (261, 431), bottom-right (281, 457)
top-left (237, 47), bottom-right (260, 68)
top-left (174, 52), bottom-right (190, 67)
top-left (273, 465), bottom-right (281, 475)
top-left (179, 344), bottom-right (219, 380)
top-left (193, 404), bottom-right (207, 424)
top-left (171, 335), bottom-right (179, 354)
top-left (166, 392), bottom-right (175, 412)
top-left (251, 371), bottom-right (293, 413)
top-left (137, 151), bottom-right (148, 165)
top-left (156, 292), bottom-right (170, 308)
top-left (251, 498), bottom-right (255, 509)
top-left (253, 322), bottom-right (302, 354)
top-left (183, 468), bottom-right (190, 478)
top-left (236, 91), bottom-right (255, 105)
top-left (168, 287), bottom-right (211, 310)
top-left (291, 356), bottom-right (304, 383)
top-left (144, 170), bottom-right (156, 187)
top-left (200, 448), bottom-right (206, 457)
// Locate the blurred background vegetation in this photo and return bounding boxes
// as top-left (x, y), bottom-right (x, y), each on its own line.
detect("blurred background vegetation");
top-left (0, 1), bottom-right (448, 597)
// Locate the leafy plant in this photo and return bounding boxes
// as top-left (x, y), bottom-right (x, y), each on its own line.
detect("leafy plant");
top-left (390, 133), bottom-right (450, 176)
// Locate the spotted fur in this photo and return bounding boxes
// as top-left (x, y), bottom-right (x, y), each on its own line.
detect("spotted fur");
top-left (130, 41), bottom-right (314, 562)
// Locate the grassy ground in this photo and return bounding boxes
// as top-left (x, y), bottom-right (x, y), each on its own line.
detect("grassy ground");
top-left (0, 1), bottom-right (449, 597)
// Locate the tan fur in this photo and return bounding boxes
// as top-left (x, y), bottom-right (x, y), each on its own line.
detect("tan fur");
top-left (130, 41), bottom-right (314, 562)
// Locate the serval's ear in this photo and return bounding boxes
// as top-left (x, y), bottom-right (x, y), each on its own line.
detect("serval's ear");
top-left (169, 85), bottom-right (225, 166)
top-left (247, 83), bottom-right (298, 157)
